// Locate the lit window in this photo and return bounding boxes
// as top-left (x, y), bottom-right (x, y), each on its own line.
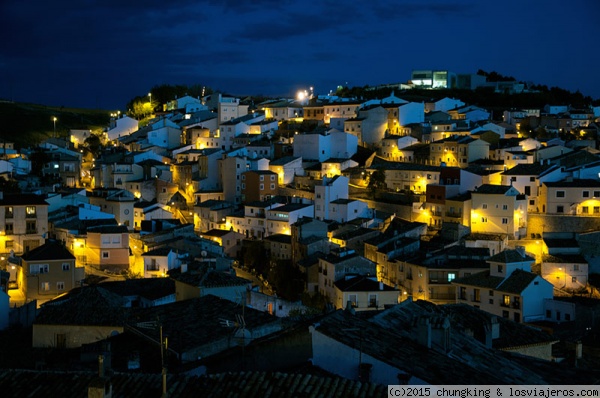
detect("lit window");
top-left (26, 206), bottom-right (36, 217)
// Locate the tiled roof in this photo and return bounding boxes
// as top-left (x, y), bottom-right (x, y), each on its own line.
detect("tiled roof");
top-left (463, 233), bottom-right (506, 241)
top-left (496, 269), bottom-right (540, 294)
top-left (316, 310), bottom-right (508, 384)
top-left (141, 246), bottom-right (174, 256)
top-left (543, 178), bottom-right (600, 188)
top-left (201, 229), bottom-right (234, 238)
top-left (439, 304), bottom-right (558, 350)
top-left (99, 278), bottom-right (176, 302)
top-left (501, 163), bottom-right (555, 176)
top-left (334, 275), bottom-right (395, 292)
top-left (20, 240), bottom-right (75, 261)
top-left (264, 234), bottom-right (292, 244)
top-left (453, 270), bottom-right (504, 289)
top-left (87, 225), bottom-right (129, 234)
top-left (543, 238), bottom-right (579, 249)
top-left (542, 253), bottom-right (587, 263)
top-left (269, 156), bottom-right (300, 165)
top-left (35, 285), bottom-right (129, 326)
top-left (366, 301), bottom-right (588, 384)
top-left (170, 263), bottom-right (250, 289)
top-left (488, 249), bottom-right (534, 264)
top-left (268, 203), bottom-right (312, 212)
top-left (0, 369), bottom-right (388, 398)
top-left (454, 269), bottom-right (539, 294)
top-left (129, 295), bottom-right (279, 354)
top-left (0, 193), bottom-right (48, 206)
top-left (473, 184), bottom-right (513, 195)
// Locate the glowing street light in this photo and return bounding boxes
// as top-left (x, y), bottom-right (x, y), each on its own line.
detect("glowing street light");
top-left (148, 92), bottom-right (152, 116)
top-left (52, 117), bottom-right (57, 138)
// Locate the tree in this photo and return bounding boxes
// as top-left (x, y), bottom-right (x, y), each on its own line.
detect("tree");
top-left (368, 169), bottom-right (387, 192)
top-left (242, 240), bottom-right (269, 276)
top-left (0, 178), bottom-right (21, 194)
top-left (589, 273), bottom-right (600, 297)
top-left (84, 133), bottom-right (102, 157)
top-left (29, 148), bottom-right (50, 176)
top-left (267, 259), bottom-right (305, 301)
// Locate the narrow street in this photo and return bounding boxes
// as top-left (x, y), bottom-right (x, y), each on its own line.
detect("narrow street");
top-left (233, 266), bottom-right (274, 296)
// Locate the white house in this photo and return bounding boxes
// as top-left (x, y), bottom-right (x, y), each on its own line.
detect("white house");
top-left (425, 97), bottom-right (465, 113)
top-left (106, 115), bottom-right (138, 141)
top-left (314, 175), bottom-right (349, 221)
top-left (269, 156), bottom-right (303, 186)
top-left (293, 131), bottom-right (357, 162)
top-left (146, 118), bottom-right (182, 149)
top-left (454, 248), bottom-right (554, 323)
top-left (266, 203), bottom-right (314, 236)
top-left (328, 198), bottom-right (369, 224)
top-left (142, 246), bottom-right (185, 278)
top-left (541, 254), bottom-right (588, 290)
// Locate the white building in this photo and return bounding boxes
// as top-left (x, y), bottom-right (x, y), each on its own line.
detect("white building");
top-left (293, 131), bottom-right (357, 162)
top-left (315, 175), bottom-right (348, 221)
top-left (454, 248), bottom-right (554, 323)
top-left (106, 115), bottom-right (139, 141)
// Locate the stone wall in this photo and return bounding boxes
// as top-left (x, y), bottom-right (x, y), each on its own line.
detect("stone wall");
top-left (527, 214), bottom-right (600, 237)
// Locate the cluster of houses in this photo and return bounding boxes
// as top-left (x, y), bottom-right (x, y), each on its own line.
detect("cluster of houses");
top-left (0, 87), bottom-right (600, 391)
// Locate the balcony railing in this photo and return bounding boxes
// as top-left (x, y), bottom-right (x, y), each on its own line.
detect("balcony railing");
top-left (428, 292), bottom-right (455, 300)
top-left (428, 278), bottom-right (451, 284)
top-left (445, 212), bottom-right (462, 218)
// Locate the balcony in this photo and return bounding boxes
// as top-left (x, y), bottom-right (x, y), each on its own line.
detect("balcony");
top-left (428, 292), bottom-right (455, 300)
top-left (428, 278), bottom-right (450, 285)
top-left (445, 211), bottom-right (462, 219)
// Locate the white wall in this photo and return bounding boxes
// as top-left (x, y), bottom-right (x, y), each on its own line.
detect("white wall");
top-left (522, 276), bottom-right (554, 321)
top-left (311, 327), bottom-right (427, 385)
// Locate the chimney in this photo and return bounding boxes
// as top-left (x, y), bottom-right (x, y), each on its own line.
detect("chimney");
top-left (575, 340), bottom-right (583, 359)
top-left (98, 355), bottom-right (104, 378)
top-left (417, 316), bottom-right (432, 349)
top-left (490, 316), bottom-right (500, 339)
top-left (345, 300), bottom-right (356, 314)
top-left (88, 355), bottom-right (112, 398)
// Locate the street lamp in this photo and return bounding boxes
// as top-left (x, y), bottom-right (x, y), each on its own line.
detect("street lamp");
top-left (52, 117), bottom-right (57, 138)
top-left (148, 93), bottom-right (152, 116)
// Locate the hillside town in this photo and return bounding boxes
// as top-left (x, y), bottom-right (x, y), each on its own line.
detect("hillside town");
top-left (1, 71), bottom-right (600, 395)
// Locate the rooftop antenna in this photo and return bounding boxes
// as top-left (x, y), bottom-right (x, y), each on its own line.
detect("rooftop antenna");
top-left (136, 316), bottom-right (169, 398)
top-left (219, 291), bottom-right (250, 370)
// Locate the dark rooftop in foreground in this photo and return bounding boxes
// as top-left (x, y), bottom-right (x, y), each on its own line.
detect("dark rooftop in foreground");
top-left (0, 369), bottom-right (388, 398)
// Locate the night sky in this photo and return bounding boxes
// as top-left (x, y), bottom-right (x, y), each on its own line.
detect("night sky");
top-left (1, 0), bottom-right (599, 110)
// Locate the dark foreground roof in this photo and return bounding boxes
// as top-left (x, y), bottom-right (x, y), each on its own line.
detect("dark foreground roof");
top-left (0, 369), bottom-right (388, 398)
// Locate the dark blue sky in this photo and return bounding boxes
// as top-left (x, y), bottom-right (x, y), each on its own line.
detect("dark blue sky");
top-left (1, 0), bottom-right (599, 110)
